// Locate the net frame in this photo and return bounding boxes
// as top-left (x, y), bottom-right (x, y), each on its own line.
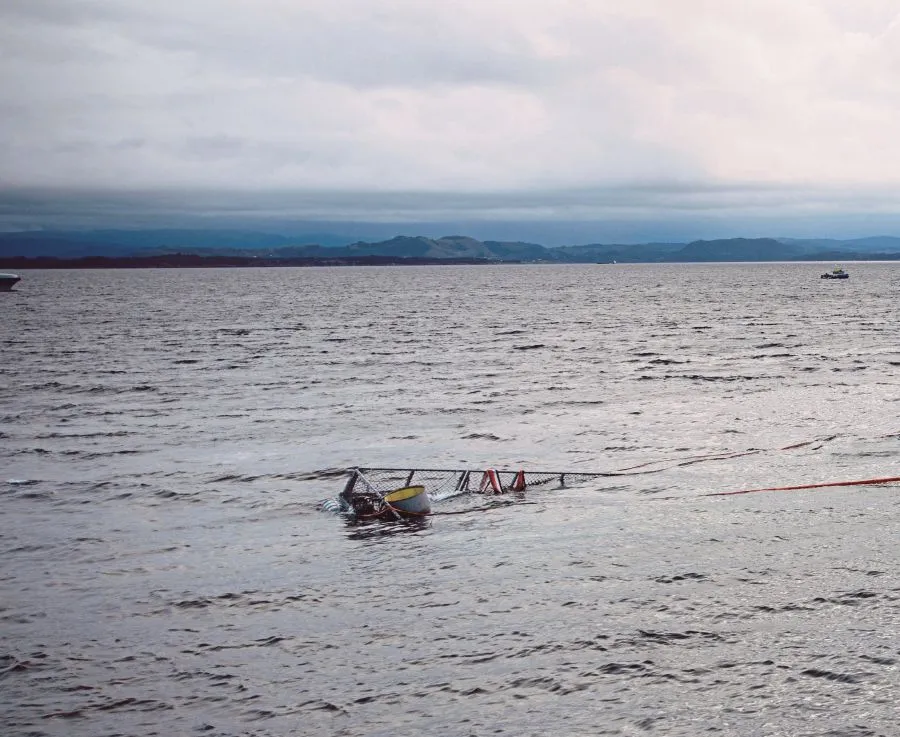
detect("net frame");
top-left (343, 467), bottom-right (610, 505)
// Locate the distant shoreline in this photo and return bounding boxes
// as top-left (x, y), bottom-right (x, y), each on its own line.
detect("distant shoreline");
top-left (0, 254), bottom-right (507, 269)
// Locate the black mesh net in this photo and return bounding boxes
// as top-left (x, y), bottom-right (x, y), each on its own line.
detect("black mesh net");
top-left (334, 468), bottom-right (610, 518)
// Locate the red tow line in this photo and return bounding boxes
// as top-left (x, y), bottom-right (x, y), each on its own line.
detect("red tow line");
top-left (707, 475), bottom-right (900, 497)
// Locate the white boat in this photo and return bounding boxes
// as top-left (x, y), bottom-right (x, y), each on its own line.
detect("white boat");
top-left (0, 273), bottom-right (21, 291)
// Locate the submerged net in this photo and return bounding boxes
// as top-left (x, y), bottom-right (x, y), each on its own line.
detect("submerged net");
top-left (325, 467), bottom-right (611, 520)
top-left (346, 467), bottom-right (609, 504)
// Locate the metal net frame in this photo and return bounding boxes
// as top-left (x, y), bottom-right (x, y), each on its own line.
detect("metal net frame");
top-left (342, 467), bottom-right (610, 507)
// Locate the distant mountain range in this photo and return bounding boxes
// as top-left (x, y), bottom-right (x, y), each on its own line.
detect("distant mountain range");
top-left (3, 229), bottom-right (900, 263)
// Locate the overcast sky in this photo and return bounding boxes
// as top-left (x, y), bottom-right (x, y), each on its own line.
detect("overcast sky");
top-left (3, 0), bottom-right (900, 240)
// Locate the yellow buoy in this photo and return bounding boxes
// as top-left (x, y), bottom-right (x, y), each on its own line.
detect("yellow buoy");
top-left (383, 485), bottom-right (431, 515)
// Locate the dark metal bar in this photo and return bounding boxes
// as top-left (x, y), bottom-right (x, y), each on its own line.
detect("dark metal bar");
top-left (353, 466), bottom-right (612, 477)
top-left (340, 470), bottom-right (358, 505)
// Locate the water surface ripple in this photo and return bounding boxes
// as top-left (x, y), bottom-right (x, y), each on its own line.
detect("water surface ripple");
top-left (2, 264), bottom-right (900, 736)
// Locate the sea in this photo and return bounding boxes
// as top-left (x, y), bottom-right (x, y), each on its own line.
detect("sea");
top-left (2, 262), bottom-right (900, 737)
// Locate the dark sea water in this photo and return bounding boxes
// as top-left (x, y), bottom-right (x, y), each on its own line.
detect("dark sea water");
top-left (3, 263), bottom-right (900, 737)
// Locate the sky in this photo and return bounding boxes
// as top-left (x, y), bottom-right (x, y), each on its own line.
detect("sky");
top-left (3, 0), bottom-right (900, 242)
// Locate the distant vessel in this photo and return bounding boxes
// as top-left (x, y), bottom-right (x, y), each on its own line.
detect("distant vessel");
top-left (821, 267), bottom-right (849, 280)
top-left (0, 273), bottom-right (20, 291)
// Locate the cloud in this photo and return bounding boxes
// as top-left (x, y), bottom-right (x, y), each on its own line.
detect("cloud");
top-left (2, 0), bottom-right (900, 230)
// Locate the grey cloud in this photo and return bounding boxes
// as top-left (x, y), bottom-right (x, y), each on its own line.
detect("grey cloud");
top-left (6, 183), bottom-right (900, 244)
top-left (128, 12), bottom-right (559, 90)
top-left (1, 0), bottom-right (562, 90)
top-left (0, 0), bottom-right (129, 26)
top-left (3, 1), bottom-right (900, 235)
top-left (4, 181), bottom-right (900, 221)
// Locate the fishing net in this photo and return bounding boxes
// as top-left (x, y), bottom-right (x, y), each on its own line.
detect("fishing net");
top-left (347, 467), bottom-right (608, 503)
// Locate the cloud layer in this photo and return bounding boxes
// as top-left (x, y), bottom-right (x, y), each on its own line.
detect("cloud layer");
top-left (3, 0), bottom-right (900, 231)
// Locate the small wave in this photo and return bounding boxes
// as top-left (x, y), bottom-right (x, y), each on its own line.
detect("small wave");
top-left (638, 373), bottom-right (772, 382)
top-left (811, 590), bottom-right (878, 606)
top-left (800, 668), bottom-right (862, 684)
top-left (42, 697), bottom-right (172, 719)
top-left (209, 468), bottom-right (348, 484)
top-left (653, 572), bottom-right (706, 584)
top-left (66, 449), bottom-right (147, 460)
top-left (11, 447), bottom-right (51, 456)
top-left (34, 430), bottom-right (136, 439)
top-left (628, 629), bottom-right (726, 646)
top-left (0, 657), bottom-right (33, 678)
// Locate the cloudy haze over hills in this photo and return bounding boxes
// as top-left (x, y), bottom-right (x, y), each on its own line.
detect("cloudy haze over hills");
top-left (3, 1), bottom-right (900, 241)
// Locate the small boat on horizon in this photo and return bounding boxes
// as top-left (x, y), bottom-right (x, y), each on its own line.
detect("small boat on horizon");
top-left (821, 267), bottom-right (849, 280)
top-left (0, 273), bottom-right (21, 291)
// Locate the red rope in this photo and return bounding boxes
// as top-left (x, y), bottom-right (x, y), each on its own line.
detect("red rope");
top-left (708, 475), bottom-right (900, 497)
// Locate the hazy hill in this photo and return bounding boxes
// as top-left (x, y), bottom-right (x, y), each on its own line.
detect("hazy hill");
top-left (333, 235), bottom-right (551, 261)
top-left (5, 229), bottom-right (900, 263)
top-left (777, 235), bottom-right (900, 253)
top-left (483, 239), bottom-right (554, 261)
top-left (675, 238), bottom-right (804, 262)
top-left (343, 235), bottom-right (495, 259)
top-left (554, 242), bottom-right (684, 263)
